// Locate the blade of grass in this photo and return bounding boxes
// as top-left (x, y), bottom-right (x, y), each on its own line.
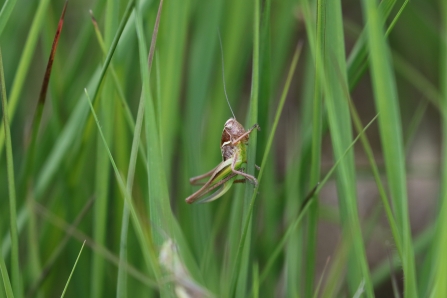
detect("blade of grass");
top-left (304, 0), bottom-right (325, 294)
top-left (118, 0), bottom-right (166, 294)
top-left (26, 197), bottom-right (94, 298)
top-left (0, 0), bottom-right (51, 158)
top-left (0, 48), bottom-right (20, 298)
top-left (360, 0), bottom-right (418, 295)
top-left (346, 0), bottom-right (396, 89)
top-left (0, 253), bottom-right (13, 298)
top-left (84, 89), bottom-right (161, 283)
top-left (236, 0), bottom-right (260, 296)
top-left (60, 240), bottom-right (85, 298)
top-left (135, 2), bottom-right (178, 295)
top-left (135, 0), bottom-right (172, 248)
top-left (319, 0), bottom-right (373, 295)
top-left (429, 0), bottom-right (447, 296)
top-left (0, 47), bottom-right (17, 298)
top-left (22, 6), bottom-right (68, 290)
top-left (230, 42), bottom-right (302, 297)
top-left (90, 0), bottom-right (117, 296)
top-left (0, 0), bottom-right (17, 38)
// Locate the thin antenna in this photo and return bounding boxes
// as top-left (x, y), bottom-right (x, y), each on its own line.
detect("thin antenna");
top-left (218, 30), bottom-right (236, 120)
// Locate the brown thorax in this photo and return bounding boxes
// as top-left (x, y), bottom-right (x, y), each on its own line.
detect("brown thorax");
top-left (220, 118), bottom-right (247, 161)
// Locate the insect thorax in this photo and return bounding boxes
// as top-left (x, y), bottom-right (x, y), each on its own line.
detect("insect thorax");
top-left (220, 118), bottom-right (248, 161)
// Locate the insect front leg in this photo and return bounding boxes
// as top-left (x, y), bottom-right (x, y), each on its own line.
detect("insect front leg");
top-left (231, 153), bottom-right (258, 185)
top-left (231, 124), bottom-right (260, 145)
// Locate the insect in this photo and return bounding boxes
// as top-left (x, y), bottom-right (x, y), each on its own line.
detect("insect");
top-left (185, 118), bottom-right (260, 204)
top-left (185, 34), bottom-right (260, 204)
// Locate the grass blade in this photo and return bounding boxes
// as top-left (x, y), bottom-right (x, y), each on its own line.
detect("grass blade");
top-left (429, 1), bottom-right (447, 297)
top-left (84, 89), bottom-right (160, 283)
top-left (0, 0), bottom-right (51, 158)
top-left (0, 253), bottom-right (14, 298)
top-left (0, 0), bottom-right (17, 38)
top-left (236, 0), bottom-right (260, 296)
top-left (0, 48), bottom-right (20, 298)
top-left (360, 0), bottom-right (418, 295)
top-left (318, 0), bottom-right (373, 295)
top-left (230, 42), bottom-right (302, 297)
top-left (60, 241), bottom-right (85, 298)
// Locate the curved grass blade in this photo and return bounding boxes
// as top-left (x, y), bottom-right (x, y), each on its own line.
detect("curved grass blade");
top-left (0, 48), bottom-right (19, 298)
top-left (60, 240), bottom-right (85, 298)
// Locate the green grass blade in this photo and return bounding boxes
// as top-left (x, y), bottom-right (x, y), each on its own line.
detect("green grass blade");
top-left (230, 42), bottom-right (302, 297)
top-left (0, 0), bottom-right (17, 38)
top-left (135, 0), bottom-right (172, 247)
top-left (117, 0), bottom-right (166, 295)
top-left (429, 1), bottom-right (447, 296)
top-left (0, 48), bottom-right (20, 298)
top-left (346, 0), bottom-right (396, 89)
top-left (304, 0), bottom-right (325, 294)
top-left (135, 2), bottom-right (176, 295)
top-left (0, 0), bottom-right (51, 158)
top-left (84, 89), bottom-right (160, 282)
top-left (236, 0), bottom-right (260, 296)
top-left (360, 0), bottom-right (418, 295)
top-left (0, 253), bottom-right (14, 298)
top-left (90, 0), bottom-right (119, 296)
top-left (318, 0), bottom-right (373, 295)
top-left (60, 241), bottom-right (85, 298)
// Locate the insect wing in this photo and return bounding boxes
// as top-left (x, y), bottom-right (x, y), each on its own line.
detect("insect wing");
top-left (195, 175), bottom-right (236, 204)
top-left (185, 158), bottom-right (234, 204)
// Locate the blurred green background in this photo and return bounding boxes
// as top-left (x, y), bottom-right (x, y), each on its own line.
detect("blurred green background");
top-left (0, 0), bottom-right (446, 297)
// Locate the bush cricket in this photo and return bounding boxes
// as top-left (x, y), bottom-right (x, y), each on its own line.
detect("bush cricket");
top-left (185, 35), bottom-right (260, 204)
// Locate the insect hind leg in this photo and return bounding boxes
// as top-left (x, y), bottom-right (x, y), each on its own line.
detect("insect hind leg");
top-left (231, 153), bottom-right (258, 185)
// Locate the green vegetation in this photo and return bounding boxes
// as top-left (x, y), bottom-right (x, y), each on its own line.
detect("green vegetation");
top-left (0, 0), bottom-right (444, 297)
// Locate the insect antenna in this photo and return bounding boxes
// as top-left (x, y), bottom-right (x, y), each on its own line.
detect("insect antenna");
top-left (218, 30), bottom-right (236, 120)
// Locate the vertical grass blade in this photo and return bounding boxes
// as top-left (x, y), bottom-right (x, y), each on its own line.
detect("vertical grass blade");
top-left (90, 0), bottom-right (118, 296)
top-left (230, 43), bottom-right (302, 297)
top-left (304, 0), bottom-right (324, 294)
top-left (236, 0), bottom-right (260, 296)
top-left (0, 48), bottom-right (20, 298)
top-left (135, 2), bottom-right (177, 295)
top-left (25, 0), bottom-right (68, 185)
top-left (0, 0), bottom-right (51, 158)
top-left (319, 0), bottom-right (373, 295)
top-left (429, 0), bottom-right (447, 297)
top-left (360, 0), bottom-right (418, 295)
top-left (60, 241), bottom-right (85, 298)
top-left (136, 0), bottom-right (172, 246)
